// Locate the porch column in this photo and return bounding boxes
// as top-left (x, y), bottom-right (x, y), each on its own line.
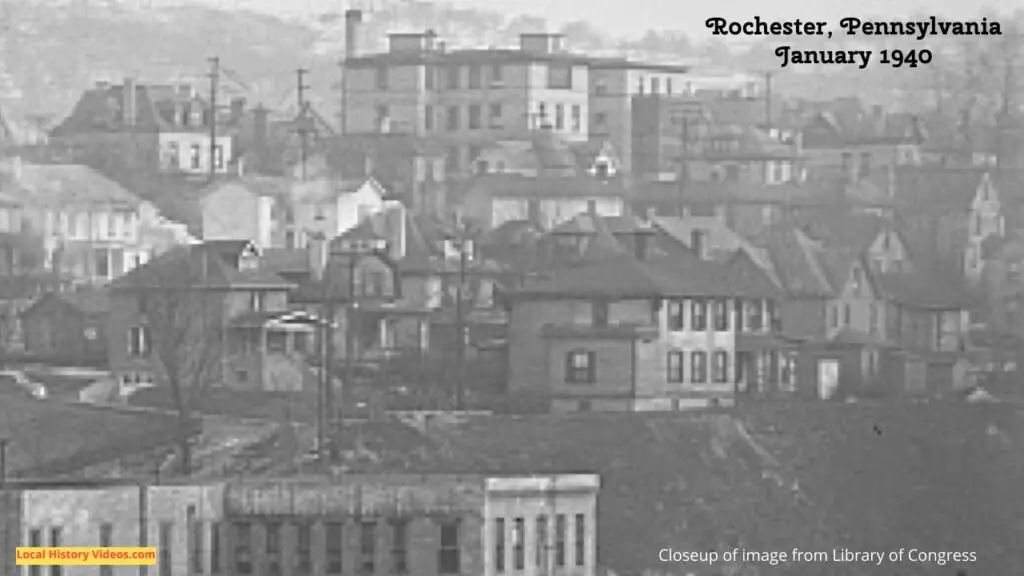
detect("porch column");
top-left (761, 299), bottom-right (771, 333)
top-left (754, 353), bottom-right (766, 394)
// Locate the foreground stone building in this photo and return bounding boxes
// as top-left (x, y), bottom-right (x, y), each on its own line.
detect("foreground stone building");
top-left (0, 474), bottom-right (600, 576)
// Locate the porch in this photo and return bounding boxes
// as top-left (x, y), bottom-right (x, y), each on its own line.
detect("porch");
top-left (351, 301), bottom-right (432, 362)
top-left (734, 332), bottom-right (801, 399)
top-left (226, 310), bottom-right (325, 392)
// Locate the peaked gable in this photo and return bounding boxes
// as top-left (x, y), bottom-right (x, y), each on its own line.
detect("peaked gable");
top-left (839, 258), bottom-right (876, 300)
top-left (971, 172), bottom-right (999, 208)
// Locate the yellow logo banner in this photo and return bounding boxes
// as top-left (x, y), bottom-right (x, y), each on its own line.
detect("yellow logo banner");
top-left (16, 547), bottom-right (158, 566)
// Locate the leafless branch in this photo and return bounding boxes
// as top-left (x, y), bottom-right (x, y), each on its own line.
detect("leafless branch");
top-left (135, 253), bottom-right (225, 475)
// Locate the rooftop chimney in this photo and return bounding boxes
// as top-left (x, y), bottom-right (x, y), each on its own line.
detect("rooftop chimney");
top-left (345, 9), bottom-right (363, 60)
top-left (690, 229), bottom-right (709, 261)
top-left (123, 78), bottom-right (137, 127)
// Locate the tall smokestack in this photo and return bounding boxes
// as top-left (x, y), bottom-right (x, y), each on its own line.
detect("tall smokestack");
top-left (345, 10), bottom-right (364, 60)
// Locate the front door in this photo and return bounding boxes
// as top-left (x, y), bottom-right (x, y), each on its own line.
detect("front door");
top-left (818, 359), bottom-right (840, 400)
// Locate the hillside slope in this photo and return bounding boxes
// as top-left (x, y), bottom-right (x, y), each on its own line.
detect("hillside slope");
top-left (386, 406), bottom-right (1024, 575)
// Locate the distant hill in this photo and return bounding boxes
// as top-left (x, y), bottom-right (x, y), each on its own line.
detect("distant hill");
top-left (0, 0), bottom-right (1018, 131)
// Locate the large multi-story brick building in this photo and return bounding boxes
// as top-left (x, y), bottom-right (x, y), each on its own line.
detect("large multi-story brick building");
top-left (0, 474), bottom-right (600, 576)
top-left (340, 9), bottom-right (717, 177)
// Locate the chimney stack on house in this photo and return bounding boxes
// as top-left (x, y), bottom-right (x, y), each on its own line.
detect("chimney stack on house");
top-left (122, 78), bottom-right (137, 127)
top-left (690, 228), bottom-right (709, 261)
top-left (345, 10), bottom-right (364, 60)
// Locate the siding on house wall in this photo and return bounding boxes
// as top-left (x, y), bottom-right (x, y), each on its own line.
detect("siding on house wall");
top-left (779, 298), bottom-right (827, 341)
top-left (509, 299), bottom-right (598, 395)
top-left (511, 297), bottom-right (775, 406)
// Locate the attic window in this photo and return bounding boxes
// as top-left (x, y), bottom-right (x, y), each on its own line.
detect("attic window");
top-left (594, 161), bottom-right (610, 179)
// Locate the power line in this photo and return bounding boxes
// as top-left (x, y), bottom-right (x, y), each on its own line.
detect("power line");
top-left (207, 56), bottom-right (220, 182)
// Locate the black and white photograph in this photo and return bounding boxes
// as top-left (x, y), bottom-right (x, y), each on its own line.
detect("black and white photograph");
top-left (0, 0), bottom-right (1021, 573)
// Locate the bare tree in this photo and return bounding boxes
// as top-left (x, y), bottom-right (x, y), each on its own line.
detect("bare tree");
top-left (134, 250), bottom-right (224, 476)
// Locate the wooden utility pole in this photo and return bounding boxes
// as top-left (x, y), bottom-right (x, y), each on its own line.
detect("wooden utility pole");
top-left (297, 67), bottom-right (311, 181)
top-left (764, 71), bottom-right (774, 133)
top-left (207, 56), bottom-right (220, 181)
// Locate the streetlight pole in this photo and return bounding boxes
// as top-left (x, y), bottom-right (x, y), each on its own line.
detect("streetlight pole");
top-left (314, 231), bottom-right (330, 466)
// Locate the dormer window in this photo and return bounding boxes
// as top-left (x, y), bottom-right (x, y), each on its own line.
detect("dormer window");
top-left (594, 161), bottom-right (610, 179)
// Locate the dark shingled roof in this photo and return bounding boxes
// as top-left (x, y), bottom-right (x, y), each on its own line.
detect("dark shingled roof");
top-left (873, 270), bottom-right (972, 310)
top-left (0, 163), bottom-right (141, 206)
top-left (467, 173), bottom-right (629, 199)
top-left (751, 224), bottom-right (835, 298)
top-left (109, 241), bottom-right (291, 291)
top-left (512, 248), bottom-right (779, 300)
top-left (634, 178), bottom-right (888, 207)
top-left (890, 165), bottom-right (985, 214)
top-left (22, 289), bottom-right (110, 317)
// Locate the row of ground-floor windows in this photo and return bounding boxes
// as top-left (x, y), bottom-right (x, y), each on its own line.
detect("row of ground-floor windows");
top-left (26, 518), bottom-right (462, 575)
top-left (494, 513), bottom-right (586, 572)
top-left (566, 349), bottom-right (796, 386)
top-left (210, 519), bottom-right (461, 575)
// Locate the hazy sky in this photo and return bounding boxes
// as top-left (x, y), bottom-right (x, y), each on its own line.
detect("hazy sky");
top-left (199, 0), bottom-right (1022, 40)
top-left (448, 0), bottom-right (1023, 39)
